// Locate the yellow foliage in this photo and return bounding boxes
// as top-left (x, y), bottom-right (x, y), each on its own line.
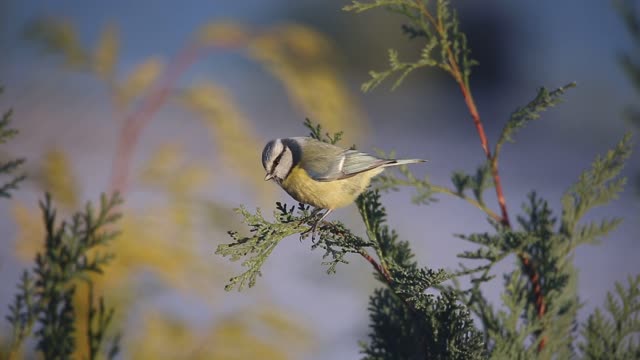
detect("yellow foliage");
top-left (248, 24), bottom-right (367, 142)
top-left (173, 166), bottom-right (209, 195)
top-left (93, 24), bottom-right (119, 80)
top-left (142, 143), bottom-right (183, 176)
top-left (25, 18), bottom-right (88, 68)
top-left (180, 82), bottom-right (264, 191)
top-left (141, 143), bottom-right (209, 197)
top-left (140, 143), bottom-right (211, 229)
top-left (12, 201), bottom-right (45, 260)
top-left (253, 307), bottom-right (312, 345)
top-left (198, 21), bottom-right (249, 47)
top-left (116, 57), bottom-right (164, 107)
top-left (38, 149), bottom-right (79, 209)
top-left (206, 320), bottom-right (289, 360)
top-left (106, 210), bottom-right (214, 292)
top-left (131, 308), bottom-right (310, 360)
top-left (274, 25), bottom-right (332, 59)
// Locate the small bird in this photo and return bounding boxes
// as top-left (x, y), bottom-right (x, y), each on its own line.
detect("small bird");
top-left (261, 137), bottom-right (426, 234)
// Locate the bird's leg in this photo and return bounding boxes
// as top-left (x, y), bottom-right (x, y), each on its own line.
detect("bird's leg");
top-left (310, 207), bottom-right (323, 218)
top-left (309, 209), bottom-right (333, 242)
top-left (300, 208), bottom-right (333, 242)
top-left (316, 208), bottom-right (333, 224)
top-left (298, 207), bottom-right (322, 227)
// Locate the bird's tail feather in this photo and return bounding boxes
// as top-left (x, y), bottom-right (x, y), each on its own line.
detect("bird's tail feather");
top-left (383, 158), bottom-right (427, 167)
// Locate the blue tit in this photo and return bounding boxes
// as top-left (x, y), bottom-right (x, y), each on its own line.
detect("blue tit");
top-left (261, 137), bottom-right (426, 230)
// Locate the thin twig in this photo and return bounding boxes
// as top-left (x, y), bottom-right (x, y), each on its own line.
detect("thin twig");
top-left (431, 185), bottom-right (501, 222)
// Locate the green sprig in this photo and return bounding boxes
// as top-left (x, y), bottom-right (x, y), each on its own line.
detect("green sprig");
top-left (345, 0), bottom-right (475, 92)
top-left (495, 83), bottom-right (576, 160)
top-left (0, 87), bottom-right (26, 198)
top-left (579, 275), bottom-right (640, 359)
top-left (6, 193), bottom-right (123, 359)
top-left (560, 133), bottom-right (632, 240)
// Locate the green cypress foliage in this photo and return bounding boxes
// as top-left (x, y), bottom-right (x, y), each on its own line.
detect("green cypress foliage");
top-left (5, 194), bottom-right (123, 360)
top-left (0, 87), bottom-right (26, 198)
top-left (2, 90), bottom-right (124, 359)
top-left (219, 1), bottom-right (638, 359)
top-left (579, 275), bottom-right (640, 359)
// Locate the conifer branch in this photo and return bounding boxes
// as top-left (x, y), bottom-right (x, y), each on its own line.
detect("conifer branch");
top-left (219, 2), bottom-right (637, 358)
top-left (217, 194), bottom-right (401, 293)
top-left (375, 162), bottom-right (502, 222)
top-left (432, 185), bottom-right (501, 222)
top-left (1, 88), bottom-right (30, 358)
top-left (0, 87), bottom-right (26, 198)
top-left (87, 283), bottom-right (117, 360)
top-left (6, 193), bottom-right (123, 359)
top-left (579, 274), bottom-right (640, 359)
top-left (344, 1), bottom-right (580, 351)
top-left (560, 133), bottom-right (632, 238)
top-left (495, 83), bottom-right (576, 160)
top-left (218, 185), bottom-right (476, 355)
top-left (410, 3), bottom-right (557, 349)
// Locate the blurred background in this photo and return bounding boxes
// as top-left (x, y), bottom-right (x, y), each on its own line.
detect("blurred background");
top-left (0, 0), bottom-right (639, 359)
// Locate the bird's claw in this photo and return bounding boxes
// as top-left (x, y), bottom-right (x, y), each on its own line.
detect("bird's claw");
top-left (299, 208), bottom-right (332, 244)
top-left (300, 220), bottom-right (320, 243)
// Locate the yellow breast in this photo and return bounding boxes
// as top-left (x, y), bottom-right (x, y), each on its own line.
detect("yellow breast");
top-left (280, 165), bottom-right (382, 209)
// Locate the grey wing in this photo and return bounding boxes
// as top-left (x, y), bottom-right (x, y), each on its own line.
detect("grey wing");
top-left (299, 139), bottom-right (390, 181)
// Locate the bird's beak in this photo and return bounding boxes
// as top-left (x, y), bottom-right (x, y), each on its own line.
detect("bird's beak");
top-left (264, 173), bottom-right (273, 181)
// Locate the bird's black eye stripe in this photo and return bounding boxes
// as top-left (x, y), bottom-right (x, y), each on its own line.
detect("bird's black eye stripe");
top-left (270, 148), bottom-right (286, 172)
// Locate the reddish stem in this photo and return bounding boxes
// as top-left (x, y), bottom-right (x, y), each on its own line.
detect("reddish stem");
top-left (457, 61), bottom-right (547, 353)
top-left (360, 250), bottom-right (392, 284)
top-left (108, 43), bottom-right (201, 195)
top-left (457, 82), bottom-right (511, 227)
top-left (457, 65), bottom-right (546, 352)
top-left (107, 32), bottom-right (251, 196)
top-left (416, 0), bottom-right (545, 350)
